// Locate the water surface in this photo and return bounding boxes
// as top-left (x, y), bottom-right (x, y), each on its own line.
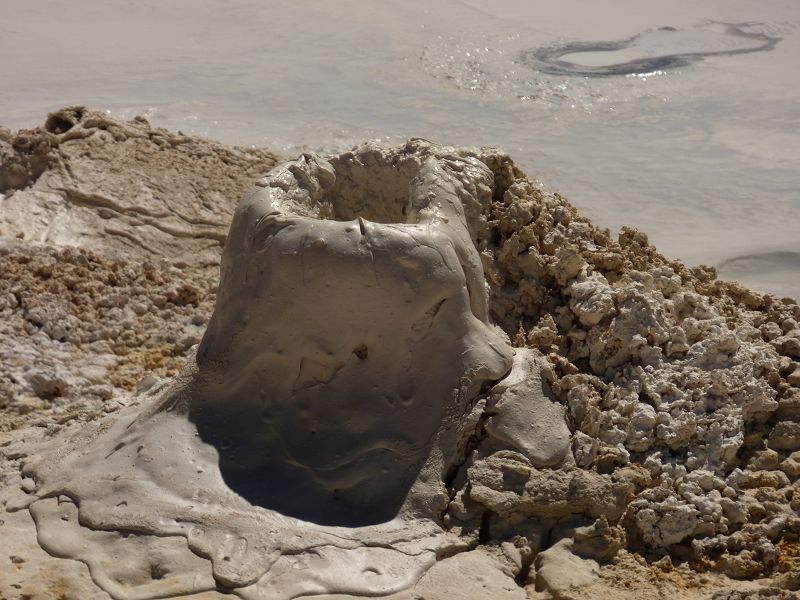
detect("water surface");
top-left (2, 0), bottom-right (798, 297)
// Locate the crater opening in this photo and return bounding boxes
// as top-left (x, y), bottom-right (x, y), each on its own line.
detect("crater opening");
top-left (324, 154), bottom-right (421, 224)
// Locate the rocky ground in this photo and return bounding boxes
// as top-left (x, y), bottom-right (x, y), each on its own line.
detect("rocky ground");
top-left (0, 107), bottom-right (278, 431)
top-left (0, 109), bottom-right (798, 599)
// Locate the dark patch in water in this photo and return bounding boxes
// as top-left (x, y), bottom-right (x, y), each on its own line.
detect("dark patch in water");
top-left (717, 251), bottom-right (800, 276)
top-left (522, 22), bottom-right (781, 77)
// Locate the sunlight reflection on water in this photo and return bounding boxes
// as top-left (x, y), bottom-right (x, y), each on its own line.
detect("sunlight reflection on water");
top-left (1, 0), bottom-right (798, 297)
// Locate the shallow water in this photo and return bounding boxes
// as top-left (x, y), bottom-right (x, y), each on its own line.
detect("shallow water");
top-left (2, 0), bottom-right (799, 298)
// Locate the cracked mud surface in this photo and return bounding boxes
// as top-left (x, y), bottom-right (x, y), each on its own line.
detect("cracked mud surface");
top-left (1, 109), bottom-right (799, 599)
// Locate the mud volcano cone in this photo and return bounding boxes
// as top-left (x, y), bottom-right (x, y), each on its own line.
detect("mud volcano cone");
top-left (16, 141), bottom-right (525, 599)
top-left (190, 140), bottom-right (514, 525)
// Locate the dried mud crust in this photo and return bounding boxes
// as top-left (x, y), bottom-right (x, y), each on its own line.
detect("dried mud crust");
top-left (448, 149), bottom-right (800, 591)
top-left (0, 107), bottom-right (280, 433)
top-left (0, 111), bottom-right (798, 599)
top-left (0, 106), bottom-right (279, 262)
top-left (0, 242), bottom-right (217, 432)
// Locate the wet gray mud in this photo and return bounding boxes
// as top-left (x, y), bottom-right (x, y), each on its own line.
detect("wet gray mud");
top-left (523, 22), bottom-right (781, 77)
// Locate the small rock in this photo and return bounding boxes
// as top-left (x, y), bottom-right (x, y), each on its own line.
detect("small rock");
top-left (653, 555), bottom-right (673, 572)
top-left (27, 368), bottom-right (67, 399)
top-left (535, 539), bottom-right (598, 596)
top-left (761, 322), bottom-right (783, 341)
top-left (777, 390), bottom-right (800, 420)
top-left (136, 373), bottom-right (159, 394)
top-left (779, 452), bottom-right (800, 479)
top-left (736, 470), bottom-right (790, 489)
top-left (748, 449), bottom-right (781, 471)
top-left (634, 501), bottom-right (699, 548)
top-left (769, 422), bottom-right (800, 452)
top-left (484, 349), bottom-right (571, 468)
top-left (780, 337), bottom-right (800, 359)
top-left (787, 366), bottom-right (800, 387)
top-left (572, 516), bottom-right (624, 561)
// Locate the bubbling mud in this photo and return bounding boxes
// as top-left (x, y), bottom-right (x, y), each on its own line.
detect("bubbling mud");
top-left (523, 22), bottom-right (781, 77)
